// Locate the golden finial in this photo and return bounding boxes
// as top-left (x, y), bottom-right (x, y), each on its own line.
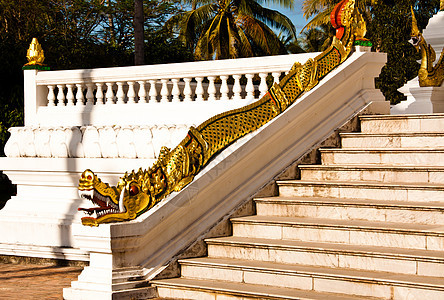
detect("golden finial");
top-left (440, 0), bottom-right (443, 11)
top-left (25, 38), bottom-right (45, 66)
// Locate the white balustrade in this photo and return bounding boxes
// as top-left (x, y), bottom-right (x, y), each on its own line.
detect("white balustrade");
top-left (23, 53), bottom-right (320, 127)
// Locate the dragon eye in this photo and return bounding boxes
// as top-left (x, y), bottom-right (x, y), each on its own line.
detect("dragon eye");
top-left (129, 185), bottom-right (139, 196)
top-left (87, 175), bottom-right (92, 180)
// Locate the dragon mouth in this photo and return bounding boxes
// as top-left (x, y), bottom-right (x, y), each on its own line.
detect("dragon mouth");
top-left (78, 189), bottom-right (122, 220)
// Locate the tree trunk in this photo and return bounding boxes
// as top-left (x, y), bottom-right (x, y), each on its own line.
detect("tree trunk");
top-left (134, 0), bottom-right (144, 65)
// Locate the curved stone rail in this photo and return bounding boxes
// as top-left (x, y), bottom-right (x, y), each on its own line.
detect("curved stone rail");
top-left (4, 125), bottom-right (190, 159)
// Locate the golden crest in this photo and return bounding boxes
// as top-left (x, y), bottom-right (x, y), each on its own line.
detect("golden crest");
top-left (25, 38), bottom-right (45, 66)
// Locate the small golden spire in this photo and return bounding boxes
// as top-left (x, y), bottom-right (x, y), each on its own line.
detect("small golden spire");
top-left (441, 0), bottom-right (443, 11)
top-left (25, 38), bottom-right (45, 66)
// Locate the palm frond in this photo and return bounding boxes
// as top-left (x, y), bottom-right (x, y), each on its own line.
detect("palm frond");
top-left (247, 1), bottom-right (297, 39)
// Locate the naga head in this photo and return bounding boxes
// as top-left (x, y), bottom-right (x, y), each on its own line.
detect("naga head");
top-left (78, 169), bottom-right (155, 226)
top-left (410, 6), bottom-right (423, 50)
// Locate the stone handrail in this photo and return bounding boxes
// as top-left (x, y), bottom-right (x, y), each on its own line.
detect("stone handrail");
top-left (24, 53), bottom-right (319, 127)
top-left (64, 50), bottom-right (389, 299)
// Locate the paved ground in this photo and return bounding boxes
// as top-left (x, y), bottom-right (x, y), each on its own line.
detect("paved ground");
top-left (0, 263), bottom-right (83, 299)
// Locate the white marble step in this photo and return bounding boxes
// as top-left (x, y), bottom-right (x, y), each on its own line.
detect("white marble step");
top-left (153, 277), bottom-right (379, 300)
top-left (254, 197), bottom-right (444, 225)
top-left (205, 236), bottom-right (444, 277)
top-left (277, 180), bottom-right (444, 203)
top-left (359, 114), bottom-right (444, 134)
top-left (320, 148), bottom-right (444, 166)
top-left (298, 165), bottom-right (444, 184)
top-left (340, 132), bottom-right (444, 149)
top-left (230, 216), bottom-right (444, 250)
top-left (167, 257), bottom-right (444, 300)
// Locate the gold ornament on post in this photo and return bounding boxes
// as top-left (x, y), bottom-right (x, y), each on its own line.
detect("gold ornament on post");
top-left (441, 0), bottom-right (443, 11)
top-left (23, 38), bottom-right (49, 70)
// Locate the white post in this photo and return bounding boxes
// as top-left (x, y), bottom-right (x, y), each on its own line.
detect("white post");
top-left (148, 80), bottom-right (157, 103)
top-left (24, 69), bottom-right (48, 126)
top-left (208, 76), bottom-right (216, 101)
top-left (245, 74), bottom-right (255, 100)
top-left (160, 79), bottom-right (169, 103)
top-left (76, 84), bottom-right (85, 106)
top-left (57, 84), bottom-right (66, 107)
top-left (183, 78), bottom-right (192, 102)
top-left (171, 78), bottom-right (180, 103)
top-left (232, 75), bottom-right (242, 101)
top-left (220, 75), bottom-right (229, 101)
top-left (66, 84), bottom-right (75, 106)
top-left (85, 83), bottom-right (95, 106)
top-left (195, 77), bottom-right (204, 101)
top-left (127, 81), bottom-right (136, 104)
top-left (116, 82), bottom-right (125, 104)
top-left (47, 85), bottom-right (56, 107)
top-left (95, 83), bottom-right (104, 105)
top-left (259, 73), bottom-right (268, 97)
top-left (138, 81), bottom-right (147, 103)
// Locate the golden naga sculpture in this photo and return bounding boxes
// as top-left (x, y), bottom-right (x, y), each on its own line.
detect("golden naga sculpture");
top-left (79, 0), bottom-right (366, 226)
top-left (410, 7), bottom-right (444, 87)
top-left (24, 38), bottom-right (45, 66)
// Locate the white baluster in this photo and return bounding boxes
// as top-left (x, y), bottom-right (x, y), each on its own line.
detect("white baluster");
top-left (259, 73), bottom-right (268, 97)
top-left (76, 84), bottom-right (85, 106)
top-left (207, 76), bottom-right (216, 101)
top-left (57, 85), bottom-right (66, 106)
top-left (127, 81), bottom-right (136, 104)
top-left (138, 81), bottom-right (147, 103)
top-left (183, 78), bottom-right (192, 102)
top-left (171, 78), bottom-right (180, 103)
top-left (245, 74), bottom-right (255, 101)
top-left (47, 85), bottom-right (56, 106)
top-left (149, 80), bottom-right (158, 102)
top-left (105, 82), bottom-right (115, 104)
top-left (116, 82), bottom-right (125, 104)
top-left (86, 83), bottom-right (94, 105)
top-left (66, 84), bottom-right (75, 106)
top-left (272, 72), bottom-right (280, 84)
top-left (96, 83), bottom-right (104, 105)
top-left (220, 75), bottom-right (229, 101)
top-left (160, 79), bottom-right (169, 102)
top-left (195, 77), bottom-right (204, 101)
top-left (232, 75), bottom-right (241, 101)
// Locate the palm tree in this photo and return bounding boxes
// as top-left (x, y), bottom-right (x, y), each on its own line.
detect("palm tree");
top-left (167, 0), bottom-right (297, 60)
top-left (301, 0), bottom-right (375, 31)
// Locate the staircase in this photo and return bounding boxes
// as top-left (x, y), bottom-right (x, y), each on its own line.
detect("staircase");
top-left (152, 114), bottom-right (444, 300)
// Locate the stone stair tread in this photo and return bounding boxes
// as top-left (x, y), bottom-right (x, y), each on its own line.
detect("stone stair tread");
top-left (205, 236), bottom-right (444, 262)
top-left (298, 164), bottom-right (444, 171)
top-left (277, 179), bottom-right (444, 190)
top-left (319, 148), bottom-right (444, 153)
top-left (359, 114), bottom-right (444, 120)
top-left (340, 132), bottom-right (444, 137)
top-left (254, 196), bottom-right (444, 210)
top-left (231, 215), bottom-right (444, 234)
top-left (178, 257), bottom-right (444, 288)
top-left (152, 277), bottom-right (378, 300)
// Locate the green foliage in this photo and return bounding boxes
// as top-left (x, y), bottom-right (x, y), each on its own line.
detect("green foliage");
top-left (369, 0), bottom-right (439, 104)
top-left (0, 0), bottom-right (193, 158)
top-left (167, 0), bottom-right (297, 60)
